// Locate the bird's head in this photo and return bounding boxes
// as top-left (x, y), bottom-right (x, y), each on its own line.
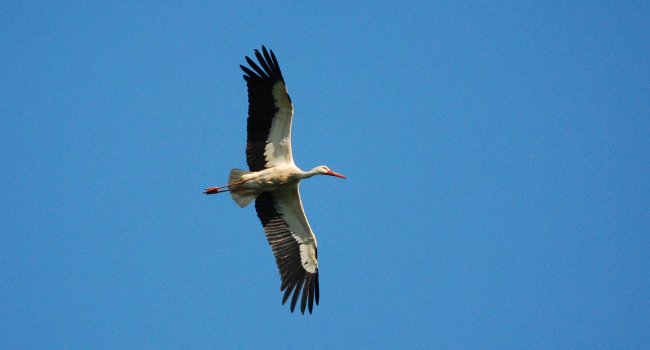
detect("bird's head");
top-left (316, 165), bottom-right (347, 179)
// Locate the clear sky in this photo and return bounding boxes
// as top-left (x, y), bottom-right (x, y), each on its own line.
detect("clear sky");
top-left (2, 2), bottom-right (649, 349)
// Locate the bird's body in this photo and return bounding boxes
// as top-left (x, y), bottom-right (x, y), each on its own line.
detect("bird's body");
top-left (204, 46), bottom-right (345, 314)
top-left (234, 165), bottom-right (302, 191)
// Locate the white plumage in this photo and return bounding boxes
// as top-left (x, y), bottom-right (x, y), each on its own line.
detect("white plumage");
top-left (204, 46), bottom-right (346, 314)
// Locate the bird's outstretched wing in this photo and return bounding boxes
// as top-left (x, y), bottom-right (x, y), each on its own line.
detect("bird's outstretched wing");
top-left (241, 46), bottom-right (294, 171)
top-left (254, 186), bottom-right (319, 314)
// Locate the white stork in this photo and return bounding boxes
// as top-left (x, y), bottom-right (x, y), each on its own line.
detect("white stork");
top-left (204, 46), bottom-right (346, 314)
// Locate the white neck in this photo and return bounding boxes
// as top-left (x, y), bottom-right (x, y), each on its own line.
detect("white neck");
top-left (300, 167), bottom-right (323, 179)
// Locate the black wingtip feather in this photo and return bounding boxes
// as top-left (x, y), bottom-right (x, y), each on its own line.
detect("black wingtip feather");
top-left (240, 47), bottom-right (282, 79)
top-left (262, 47), bottom-right (274, 69)
top-left (269, 49), bottom-right (280, 71)
top-left (282, 282), bottom-right (296, 305)
top-left (300, 281), bottom-right (308, 314)
top-left (245, 56), bottom-right (266, 78)
top-left (255, 50), bottom-right (272, 74)
top-left (290, 279), bottom-right (304, 313)
top-left (315, 273), bottom-right (320, 305)
top-left (307, 275), bottom-right (315, 312)
top-left (240, 65), bottom-right (257, 80)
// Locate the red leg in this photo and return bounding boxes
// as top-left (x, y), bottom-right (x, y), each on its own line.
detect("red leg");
top-left (203, 179), bottom-right (248, 195)
top-left (203, 187), bottom-right (224, 194)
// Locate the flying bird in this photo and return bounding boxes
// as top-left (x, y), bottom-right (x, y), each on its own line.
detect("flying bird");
top-left (204, 46), bottom-right (346, 314)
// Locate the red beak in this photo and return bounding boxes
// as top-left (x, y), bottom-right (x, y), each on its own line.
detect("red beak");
top-left (326, 170), bottom-right (347, 179)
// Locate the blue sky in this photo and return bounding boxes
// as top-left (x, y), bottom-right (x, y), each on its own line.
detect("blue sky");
top-left (2, 1), bottom-right (649, 349)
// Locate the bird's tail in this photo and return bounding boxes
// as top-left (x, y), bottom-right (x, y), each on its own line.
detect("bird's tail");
top-left (228, 168), bottom-right (256, 208)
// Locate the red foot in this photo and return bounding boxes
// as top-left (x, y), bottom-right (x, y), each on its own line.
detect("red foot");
top-left (203, 187), bottom-right (222, 195)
